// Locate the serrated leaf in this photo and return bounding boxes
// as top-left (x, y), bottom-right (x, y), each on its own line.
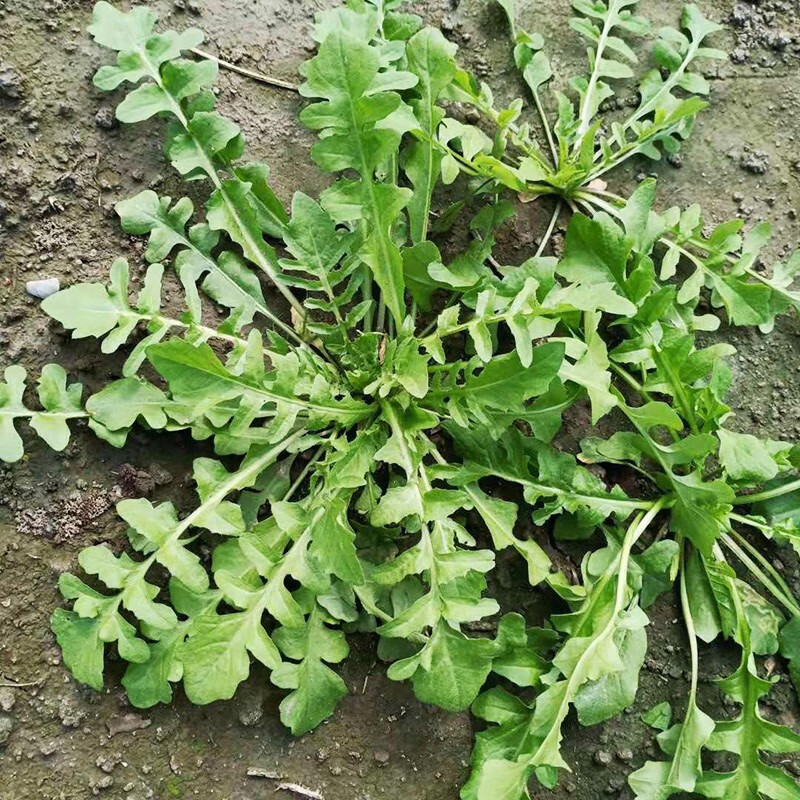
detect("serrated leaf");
top-left (391, 620), bottom-right (495, 711)
top-left (51, 609), bottom-right (106, 691)
top-left (271, 606), bottom-right (349, 735)
top-left (403, 27), bottom-right (457, 243)
top-left (182, 610), bottom-right (281, 703)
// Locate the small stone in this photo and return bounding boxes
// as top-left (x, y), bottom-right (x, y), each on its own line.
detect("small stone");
top-left (117, 463), bottom-right (155, 497)
top-left (617, 748), bottom-right (634, 762)
top-left (605, 775), bottom-right (627, 793)
top-left (769, 32), bottom-right (792, 52)
top-left (730, 3), bottom-right (752, 27)
top-left (94, 107), bottom-right (117, 130)
top-left (0, 61), bottom-right (23, 100)
top-left (96, 756), bottom-right (116, 773)
top-left (374, 750), bottom-right (390, 765)
top-left (246, 768), bottom-right (281, 780)
top-left (730, 47), bottom-right (749, 64)
top-left (0, 715), bottom-right (13, 745)
top-left (39, 740), bottom-right (58, 756)
top-left (92, 775), bottom-right (114, 793)
top-left (666, 153), bottom-right (682, 168)
top-left (594, 749), bottom-right (613, 766)
top-left (0, 688), bottom-right (15, 712)
top-left (25, 278), bottom-right (60, 299)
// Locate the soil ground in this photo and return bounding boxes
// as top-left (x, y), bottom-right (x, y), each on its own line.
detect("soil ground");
top-left (1, 0), bottom-right (800, 798)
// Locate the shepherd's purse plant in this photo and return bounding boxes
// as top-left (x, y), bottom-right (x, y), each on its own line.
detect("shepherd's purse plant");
top-left (5, 1), bottom-right (800, 797)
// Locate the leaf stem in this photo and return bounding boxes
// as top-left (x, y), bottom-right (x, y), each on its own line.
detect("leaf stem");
top-left (533, 90), bottom-right (558, 167)
top-left (422, 305), bottom-right (543, 342)
top-left (683, 233), bottom-right (800, 310)
top-left (428, 439), bottom-right (659, 514)
top-left (732, 477), bottom-right (800, 506)
top-left (679, 542), bottom-right (701, 703)
top-left (138, 47), bottom-right (311, 336)
top-left (616, 499), bottom-right (667, 605)
top-left (534, 200), bottom-right (562, 257)
top-left (285, 445), bottom-right (327, 501)
top-left (470, 98), bottom-right (554, 173)
top-left (726, 524), bottom-right (800, 614)
top-left (623, 42), bottom-right (700, 132)
top-left (376, 298), bottom-right (386, 333)
top-left (575, 190), bottom-right (621, 218)
top-left (417, 291), bottom-right (461, 339)
top-left (719, 530), bottom-right (800, 616)
top-left (575, 0), bottom-right (620, 143)
top-left (119, 310), bottom-right (249, 349)
top-left (529, 497), bottom-right (666, 767)
top-left (585, 37), bottom-right (706, 179)
top-left (191, 437), bottom-right (305, 530)
top-left (609, 363), bottom-right (680, 443)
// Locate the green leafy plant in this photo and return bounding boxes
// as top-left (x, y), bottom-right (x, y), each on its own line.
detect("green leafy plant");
top-left (6, 1), bottom-right (800, 797)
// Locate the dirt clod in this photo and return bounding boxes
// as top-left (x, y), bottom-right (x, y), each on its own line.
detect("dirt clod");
top-left (0, 688), bottom-right (16, 712)
top-left (39, 740), bottom-right (58, 756)
top-left (118, 463), bottom-right (156, 497)
top-left (94, 107), bottom-right (117, 130)
top-left (728, 0), bottom-right (800, 63)
top-left (739, 146), bottom-right (771, 175)
top-left (0, 715), bottom-right (13, 745)
top-left (106, 714), bottom-right (151, 736)
top-left (58, 693), bottom-right (86, 728)
top-left (0, 61), bottom-right (23, 99)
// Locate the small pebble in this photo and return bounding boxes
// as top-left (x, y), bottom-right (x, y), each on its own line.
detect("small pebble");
top-left (0, 689), bottom-right (15, 712)
top-left (0, 716), bottom-right (13, 745)
top-left (594, 749), bottom-right (613, 766)
top-left (25, 278), bottom-right (60, 299)
top-left (0, 61), bottom-right (23, 100)
top-left (39, 741), bottom-right (58, 756)
top-left (94, 107), bottom-right (117, 130)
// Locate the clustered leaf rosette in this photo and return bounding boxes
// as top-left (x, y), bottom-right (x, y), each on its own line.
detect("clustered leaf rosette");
top-left (3, 1), bottom-right (800, 798)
